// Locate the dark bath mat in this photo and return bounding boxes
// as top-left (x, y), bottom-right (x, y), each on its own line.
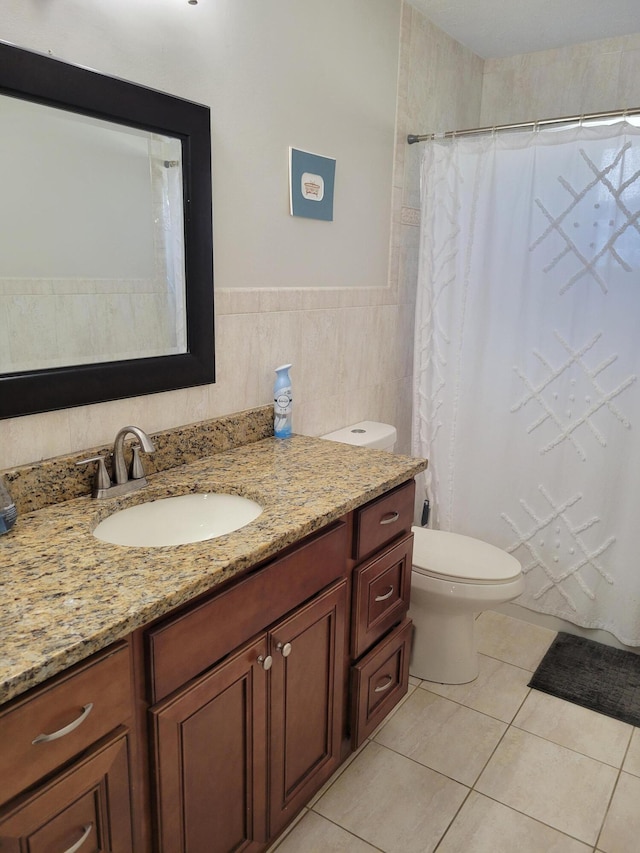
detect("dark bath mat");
top-left (528, 632), bottom-right (640, 727)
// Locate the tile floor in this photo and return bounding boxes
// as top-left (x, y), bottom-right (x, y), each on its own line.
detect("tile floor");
top-left (268, 611), bottom-right (640, 853)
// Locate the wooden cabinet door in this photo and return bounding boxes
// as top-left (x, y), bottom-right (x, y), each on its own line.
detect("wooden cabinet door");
top-left (0, 729), bottom-right (133, 853)
top-left (268, 580), bottom-right (346, 838)
top-left (151, 635), bottom-right (269, 853)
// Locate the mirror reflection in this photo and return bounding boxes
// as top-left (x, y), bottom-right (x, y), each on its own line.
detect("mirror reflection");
top-left (0, 95), bottom-right (187, 375)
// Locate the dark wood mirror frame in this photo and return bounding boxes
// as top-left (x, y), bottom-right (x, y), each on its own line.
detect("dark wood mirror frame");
top-left (0, 41), bottom-right (214, 419)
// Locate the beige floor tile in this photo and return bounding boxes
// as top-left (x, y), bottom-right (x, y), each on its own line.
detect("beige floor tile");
top-left (373, 689), bottom-right (507, 786)
top-left (420, 653), bottom-right (531, 723)
top-left (513, 690), bottom-right (633, 766)
top-left (266, 810), bottom-right (307, 852)
top-left (272, 810), bottom-right (380, 852)
top-left (598, 772), bottom-right (640, 853)
top-left (622, 727), bottom-right (640, 777)
top-left (476, 728), bottom-right (618, 846)
top-left (476, 611), bottom-right (556, 671)
top-left (436, 791), bottom-right (591, 853)
top-left (308, 739), bottom-right (369, 807)
top-left (313, 741), bottom-right (468, 853)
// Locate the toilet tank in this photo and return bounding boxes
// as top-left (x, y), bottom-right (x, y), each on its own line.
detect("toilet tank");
top-left (321, 421), bottom-right (397, 453)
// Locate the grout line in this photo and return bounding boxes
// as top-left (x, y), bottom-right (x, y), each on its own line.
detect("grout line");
top-left (593, 727), bottom-right (636, 850)
top-left (307, 807), bottom-right (386, 852)
top-left (265, 808), bottom-right (308, 852)
top-left (307, 739), bottom-right (371, 807)
top-left (288, 614), bottom-right (636, 851)
top-left (470, 788), bottom-right (602, 849)
top-left (415, 666), bottom-right (533, 726)
top-left (431, 786), bottom-right (474, 852)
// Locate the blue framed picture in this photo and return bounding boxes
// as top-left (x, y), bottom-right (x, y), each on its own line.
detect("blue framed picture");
top-left (289, 147), bottom-right (336, 221)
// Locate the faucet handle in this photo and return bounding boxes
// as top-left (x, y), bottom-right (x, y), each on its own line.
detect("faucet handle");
top-left (130, 445), bottom-right (146, 480)
top-left (76, 455), bottom-right (112, 494)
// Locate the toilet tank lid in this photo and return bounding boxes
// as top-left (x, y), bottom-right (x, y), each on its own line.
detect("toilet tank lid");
top-left (411, 526), bottom-right (522, 582)
top-left (321, 421), bottom-right (397, 450)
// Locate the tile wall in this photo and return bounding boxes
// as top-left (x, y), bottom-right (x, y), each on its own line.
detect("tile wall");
top-left (481, 34), bottom-right (640, 125)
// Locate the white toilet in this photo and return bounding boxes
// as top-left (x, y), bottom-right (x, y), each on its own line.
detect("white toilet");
top-left (321, 421), bottom-right (525, 685)
top-left (409, 527), bottom-right (523, 684)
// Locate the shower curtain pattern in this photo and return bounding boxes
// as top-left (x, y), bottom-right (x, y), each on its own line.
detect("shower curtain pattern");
top-left (412, 122), bottom-right (640, 645)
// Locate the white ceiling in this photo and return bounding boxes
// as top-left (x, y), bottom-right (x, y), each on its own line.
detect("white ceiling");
top-left (409, 0), bottom-right (640, 59)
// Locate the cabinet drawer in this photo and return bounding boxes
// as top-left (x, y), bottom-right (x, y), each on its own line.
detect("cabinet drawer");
top-left (147, 521), bottom-right (347, 703)
top-left (0, 728), bottom-right (133, 852)
top-left (351, 534), bottom-right (413, 659)
top-left (350, 618), bottom-right (412, 748)
top-left (353, 480), bottom-right (414, 561)
top-left (0, 642), bottom-right (132, 807)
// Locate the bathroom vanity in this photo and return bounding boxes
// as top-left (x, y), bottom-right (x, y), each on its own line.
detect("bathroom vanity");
top-left (0, 425), bottom-right (426, 851)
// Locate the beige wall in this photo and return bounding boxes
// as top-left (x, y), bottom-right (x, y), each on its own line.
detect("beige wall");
top-left (1, 0), bottom-right (407, 469)
top-left (0, 0), bottom-right (487, 471)
top-left (481, 34), bottom-right (640, 125)
top-left (7, 1), bottom-right (635, 474)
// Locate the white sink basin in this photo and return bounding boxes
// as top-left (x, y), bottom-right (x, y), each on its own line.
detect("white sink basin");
top-left (93, 493), bottom-right (263, 547)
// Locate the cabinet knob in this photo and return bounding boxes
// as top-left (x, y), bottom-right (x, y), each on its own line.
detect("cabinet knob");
top-left (257, 654), bottom-right (273, 671)
top-left (276, 642), bottom-right (292, 658)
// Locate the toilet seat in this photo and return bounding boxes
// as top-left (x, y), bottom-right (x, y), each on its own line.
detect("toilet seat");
top-left (411, 526), bottom-right (521, 584)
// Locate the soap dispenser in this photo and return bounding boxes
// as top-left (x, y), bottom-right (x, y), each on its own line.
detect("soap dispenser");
top-left (273, 363), bottom-right (293, 438)
top-left (0, 477), bottom-right (17, 535)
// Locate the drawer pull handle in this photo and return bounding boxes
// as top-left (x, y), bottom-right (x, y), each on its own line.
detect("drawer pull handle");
top-left (63, 823), bottom-right (93, 853)
top-left (257, 654), bottom-right (273, 671)
top-left (380, 511), bottom-right (400, 526)
top-left (374, 586), bottom-right (395, 602)
top-left (32, 703), bottom-right (94, 745)
top-left (374, 676), bottom-right (393, 694)
top-left (276, 642), bottom-right (292, 658)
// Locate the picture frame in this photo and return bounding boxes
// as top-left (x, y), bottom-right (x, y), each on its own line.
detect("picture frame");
top-left (289, 147), bottom-right (336, 221)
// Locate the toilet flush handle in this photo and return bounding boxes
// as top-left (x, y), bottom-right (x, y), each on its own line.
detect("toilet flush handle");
top-left (379, 511), bottom-right (399, 525)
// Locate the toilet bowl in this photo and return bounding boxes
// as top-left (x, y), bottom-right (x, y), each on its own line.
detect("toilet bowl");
top-left (409, 526), bottom-right (524, 684)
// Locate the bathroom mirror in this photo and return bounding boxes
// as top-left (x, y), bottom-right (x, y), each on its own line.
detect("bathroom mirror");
top-left (0, 41), bottom-right (214, 419)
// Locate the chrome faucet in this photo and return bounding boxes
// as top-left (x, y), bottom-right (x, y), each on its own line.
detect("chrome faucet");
top-left (77, 424), bottom-right (156, 499)
top-left (113, 425), bottom-right (156, 485)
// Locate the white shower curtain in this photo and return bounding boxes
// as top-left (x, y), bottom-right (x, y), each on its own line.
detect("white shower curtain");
top-left (412, 120), bottom-right (640, 645)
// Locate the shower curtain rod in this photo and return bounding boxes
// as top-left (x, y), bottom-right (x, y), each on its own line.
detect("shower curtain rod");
top-left (407, 106), bottom-right (640, 144)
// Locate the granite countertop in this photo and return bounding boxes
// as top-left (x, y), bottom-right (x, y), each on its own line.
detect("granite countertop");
top-left (0, 435), bottom-right (427, 705)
